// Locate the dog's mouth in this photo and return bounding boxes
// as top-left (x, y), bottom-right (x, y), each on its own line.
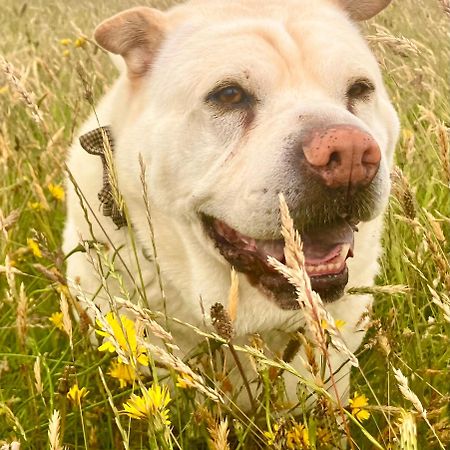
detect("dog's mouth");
top-left (202, 216), bottom-right (355, 310)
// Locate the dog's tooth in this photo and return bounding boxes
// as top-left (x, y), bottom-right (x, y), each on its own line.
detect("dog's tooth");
top-left (339, 244), bottom-right (351, 259)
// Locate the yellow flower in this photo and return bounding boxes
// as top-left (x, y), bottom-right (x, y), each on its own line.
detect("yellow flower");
top-left (0, 85), bottom-right (8, 95)
top-left (286, 423), bottom-right (310, 449)
top-left (48, 183), bottom-right (65, 201)
top-left (59, 38), bottom-right (72, 46)
top-left (122, 384), bottom-right (171, 427)
top-left (28, 201), bottom-right (45, 211)
top-left (349, 392), bottom-right (370, 422)
top-left (74, 37), bottom-right (87, 48)
top-left (56, 284), bottom-right (70, 298)
top-left (402, 128), bottom-right (414, 141)
top-left (27, 238), bottom-right (42, 258)
top-left (316, 427), bottom-right (333, 444)
top-left (108, 360), bottom-right (137, 388)
top-left (96, 312), bottom-right (149, 366)
top-left (67, 384), bottom-right (89, 406)
top-left (176, 373), bottom-right (194, 389)
top-left (62, 49), bottom-right (70, 57)
top-left (49, 312), bottom-right (64, 331)
top-left (263, 424), bottom-right (280, 446)
top-left (321, 318), bottom-right (346, 330)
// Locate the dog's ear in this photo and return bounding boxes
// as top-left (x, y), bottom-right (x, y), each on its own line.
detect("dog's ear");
top-left (94, 7), bottom-right (167, 79)
top-left (337, 0), bottom-right (392, 20)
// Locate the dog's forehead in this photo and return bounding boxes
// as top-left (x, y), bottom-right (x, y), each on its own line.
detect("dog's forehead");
top-left (170, 0), bottom-right (344, 22)
top-left (159, 4), bottom-right (378, 93)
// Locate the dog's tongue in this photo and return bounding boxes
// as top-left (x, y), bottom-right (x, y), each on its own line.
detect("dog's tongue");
top-left (302, 220), bottom-right (354, 265)
top-left (210, 216), bottom-right (354, 277)
top-left (255, 220), bottom-right (354, 266)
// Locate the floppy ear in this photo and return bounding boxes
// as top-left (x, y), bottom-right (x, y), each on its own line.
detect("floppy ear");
top-left (337, 0), bottom-right (392, 20)
top-left (94, 7), bottom-right (167, 79)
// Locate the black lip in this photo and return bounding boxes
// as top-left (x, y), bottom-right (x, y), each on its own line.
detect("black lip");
top-left (201, 215), bottom-right (350, 309)
top-left (310, 267), bottom-right (348, 302)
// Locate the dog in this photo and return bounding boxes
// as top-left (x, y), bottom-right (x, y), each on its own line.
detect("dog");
top-left (63, 0), bottom-right (399, 408)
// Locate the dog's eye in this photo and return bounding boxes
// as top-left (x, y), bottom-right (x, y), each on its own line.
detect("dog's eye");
top-left (209, 85), bottom-right (248, 106)
top-left (347, 79), bottom-right (374, 99)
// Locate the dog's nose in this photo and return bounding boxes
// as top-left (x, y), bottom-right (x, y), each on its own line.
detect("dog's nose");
top-left (302, 125), bottom-right (381, 188)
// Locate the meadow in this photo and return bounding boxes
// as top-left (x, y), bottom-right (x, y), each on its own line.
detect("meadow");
top-left (0, 0), bottom-right (449, 448)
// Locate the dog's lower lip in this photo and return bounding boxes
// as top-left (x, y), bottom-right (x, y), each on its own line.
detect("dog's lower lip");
top-left (201, 214), bottom-right (355, 307)
top-left (310, 267), bottom-right (348, 291)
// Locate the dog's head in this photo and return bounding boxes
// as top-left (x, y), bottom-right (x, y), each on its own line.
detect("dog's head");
top-left (95, 0), bottom-right (399, 310)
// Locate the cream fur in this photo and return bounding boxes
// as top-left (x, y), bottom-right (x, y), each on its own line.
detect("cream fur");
top-left (63, 0), bottom-right (399, 408)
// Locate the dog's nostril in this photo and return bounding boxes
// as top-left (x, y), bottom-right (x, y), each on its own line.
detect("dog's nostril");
top-left (329, 151), bottom-right (341, 165)
top-left (362, 147), bottom-right (380, 165)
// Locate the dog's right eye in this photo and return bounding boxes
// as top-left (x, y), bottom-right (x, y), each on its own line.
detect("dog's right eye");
top-left (346, 79), bottom-right (374, 100)
top-left (208, 85), bottom-right (250, 107)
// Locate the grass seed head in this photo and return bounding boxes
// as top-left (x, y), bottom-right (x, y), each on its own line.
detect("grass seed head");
top-left (34, 357), bottom-right (43, 396)
top-left (0, 55), bottom-right (44, 124)
top-left (48, 409), bottom-right (62, 450)
top-left (60, 292), bottom-right (73, 350)
top-left (398, 411), bottom-right (418, 450)
top-left (211, 302), bottom-right (235, 341)
top-left (16, 282), bottom-right (28, 349)
top-left (208, 419), bottom-right (231, 450)
top-left (393, 368), bottom-right (427, 419)
top-left (228, 268), bottom-right (239, 322)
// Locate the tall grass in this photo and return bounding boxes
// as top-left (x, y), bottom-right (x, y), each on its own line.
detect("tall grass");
top-left (0, 0), bottom-right (449, 448)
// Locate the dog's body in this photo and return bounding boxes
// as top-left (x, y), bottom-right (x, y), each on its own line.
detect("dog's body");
top-left (64, 0), bottom-right (398, 406)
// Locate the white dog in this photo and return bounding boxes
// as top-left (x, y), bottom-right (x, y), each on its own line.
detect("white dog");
top-left (64, 0), bottom-right (399, 407)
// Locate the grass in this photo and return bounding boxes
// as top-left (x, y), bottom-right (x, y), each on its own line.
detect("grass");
top-left (0, 0), bottom-right (449, 448)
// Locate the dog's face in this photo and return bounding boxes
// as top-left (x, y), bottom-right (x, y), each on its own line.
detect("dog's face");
top-left (96, 0), bottom-right (399, 310)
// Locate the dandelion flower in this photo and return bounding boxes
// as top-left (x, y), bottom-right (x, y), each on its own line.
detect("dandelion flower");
top-left (49, 312), bottom-right (64, 331)
top-left (27, 238), bottom-right (42, 258)
top-left (108, 360), bottom-right (136, 388)
top-left (176, 373), bottom-right (194, 389)
top-left (67, 384), bottom-right (89, 406)
top-left (349, 392), bottom-right (370, 422)
top-left (286, 423), bottom-right (310, 449)
top-left (48, 183), bottom-right (65, 202)
top-left (96, 312), bottom-right (149, 366)
top-left (122, 384), bottom-right (171, 427)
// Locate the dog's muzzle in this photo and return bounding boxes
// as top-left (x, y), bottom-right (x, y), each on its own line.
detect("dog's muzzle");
top-left (202, 124), bottom-right (382, 309)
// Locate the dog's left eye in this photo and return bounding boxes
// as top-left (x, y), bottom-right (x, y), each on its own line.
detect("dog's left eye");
top-left (209, 85), bottom-right (249, 106)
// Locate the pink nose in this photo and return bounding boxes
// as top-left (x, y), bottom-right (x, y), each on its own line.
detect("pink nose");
top-left (303, 125), bottom-right (381, 188)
